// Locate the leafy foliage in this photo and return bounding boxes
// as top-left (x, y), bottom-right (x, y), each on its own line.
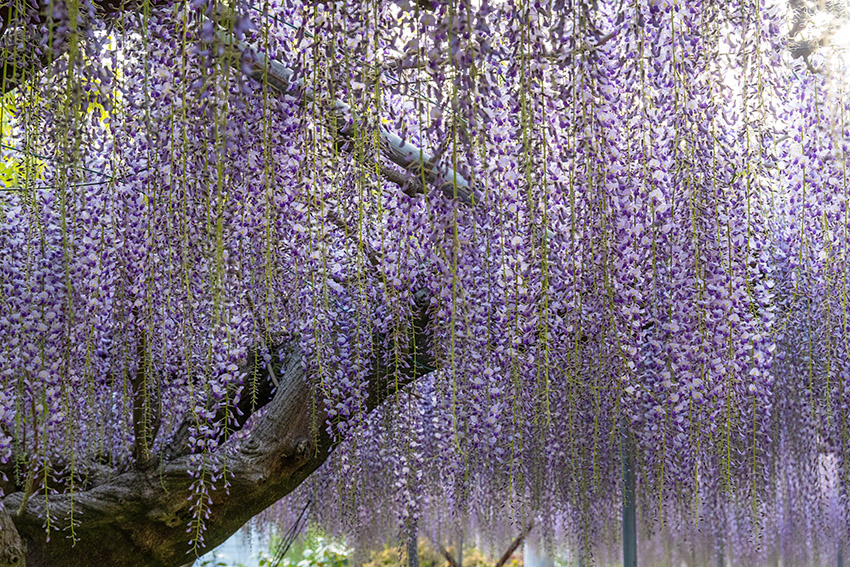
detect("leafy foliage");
top-left (363, 541), bottom-right (522, 567)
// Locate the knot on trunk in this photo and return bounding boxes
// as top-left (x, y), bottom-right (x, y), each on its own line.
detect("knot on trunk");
top-left (294, 438), bottom-right (310, 461)
top-left (0, 545), bottom-right (24, 567)
top-left (271, 437), bottom-right (313, 476)
top-left (0, 503), bottom-right (24, 567)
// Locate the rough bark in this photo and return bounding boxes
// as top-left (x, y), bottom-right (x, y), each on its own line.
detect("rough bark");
top-left (0, 503), bottom-right (24, 567)
top-left (3, 295), bottom-right (433, 567)
top-left (217, 29), bottom-right (475, 205)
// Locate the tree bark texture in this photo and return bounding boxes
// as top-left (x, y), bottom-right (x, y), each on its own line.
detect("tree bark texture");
top-left (3, 296), bottom-right (432, 567)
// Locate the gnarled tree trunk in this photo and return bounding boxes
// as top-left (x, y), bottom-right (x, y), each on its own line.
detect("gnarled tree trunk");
top-left (0, 2), bottom-right (449, 565)
top-left (2, 296), bottom-right (432, 567)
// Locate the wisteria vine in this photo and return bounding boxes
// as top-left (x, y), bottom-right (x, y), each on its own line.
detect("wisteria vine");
top-left (1, 0), bottom-right (849, 564)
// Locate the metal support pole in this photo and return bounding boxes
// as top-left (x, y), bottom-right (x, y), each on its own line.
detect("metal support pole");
top-left (407, 517), bottom-right (418, 567)
top-left (622, 420), bottom-right (637, 567)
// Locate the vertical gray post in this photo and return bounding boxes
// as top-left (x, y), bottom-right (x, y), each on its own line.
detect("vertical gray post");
top-left (407, 517), bottom-right (418, 567)
top-left (622, 419), bottom-right (637, 567)
top-left (838, 543), bottom-right (844, 567)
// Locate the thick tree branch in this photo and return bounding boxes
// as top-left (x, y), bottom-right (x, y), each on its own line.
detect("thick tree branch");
top-left (6, 354), bottom-right (316, 567)
top-left (162, 342), bottom-right (280, 462)
top-left (0, 503), bottom-right (24, 567)
top-left (216, 29), bottom-right (475, 205)
top-left (379, 163), bottom-right (426, 199)
top-left (5, 292), bottom-right (433, 567)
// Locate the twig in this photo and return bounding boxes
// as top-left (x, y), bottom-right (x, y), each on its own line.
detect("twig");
top-left (436, 542), bottom-right (459, 567)
top-left (493, 520), bottom-right (534, 567)
top-left (270, 499), bottom-right (311, 567)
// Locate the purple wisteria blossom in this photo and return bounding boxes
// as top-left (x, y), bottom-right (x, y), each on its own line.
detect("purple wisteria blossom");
top-left (0, 0), bottom-right (847, 566)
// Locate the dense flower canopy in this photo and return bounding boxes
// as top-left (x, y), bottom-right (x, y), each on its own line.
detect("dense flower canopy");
top-left (1, 0), bottom-right (849, 564)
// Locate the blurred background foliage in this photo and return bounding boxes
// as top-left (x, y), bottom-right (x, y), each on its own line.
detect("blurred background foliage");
top-left (363, 541), bottom-right (523, 567)
top-left (199, 525), bottom-right (525, 567)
